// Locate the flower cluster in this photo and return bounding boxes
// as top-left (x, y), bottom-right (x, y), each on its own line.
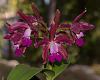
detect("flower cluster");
top-left (4, 4), bottom-right (95, 64)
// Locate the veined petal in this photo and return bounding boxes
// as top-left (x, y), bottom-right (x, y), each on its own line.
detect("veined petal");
top-left (6, 22), bottom-right (28, 33)
top-left (55, 34), bottom-right (73, 45)
top-left (11, 32), bottom-right (23, 44)
top-left (49, 10), bottom-right (61, 39)
top-left (71, 22), bottom-right (95, 34)
top-left (54, 9), bottom-right (61, 25)
top-left (79, 22), bottom-right (95, 31)
top-left (17, 11), bottom-right (37, 26)
top-left (58, 45), bottom-right (68, 60)
top-left (31, 3), bottom-right (43, 20)
top-left (71, 23), bottom-right (81, 34)
top-left (42, 45), bottom-right (49, 64)
top-left (4, 34), bottom-right (11, 39)
top-left (12, 22), bottom-right (28, 30)
top-left (50, 24), bottom-right (58, 40)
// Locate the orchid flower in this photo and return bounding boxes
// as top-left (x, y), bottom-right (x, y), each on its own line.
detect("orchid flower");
top-left (17, 3), bottom-right (47, 38)
top-left (35, 10), bottom-right (73, 64)
top-left (59, 9), bottom-right (95, 47)
top-left (4, 22), bottom-right (32, 56)
top-left (4, 3), bottom-right (48, 57)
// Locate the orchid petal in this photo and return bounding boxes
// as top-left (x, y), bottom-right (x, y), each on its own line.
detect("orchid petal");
top-left (11, 32), bottom-right (23, 44)
top-left (54, 9), bottom-right (61, 25)
top-left (21, 37), bottom-right (32, 47)
top-left (76, 32), bottom-right (84, 39)
top-left (71, 23), bottom-right (81, 34)
top-left (50, 24), bottom-right (58, 40)
top-left (31, 3), bottom-right (42, 20)
top-left (49, 41), bottom-right (59, 53)
top-left (12, 22), bottom-right (28, 30)
top-left (17, 11), bottom-right (37, 26)
top-left (71, 22), bottom-right (95, 34)
top-left (55, 34), bottom-right (73, 45)
top-left (79, 22), bottom-right (95, 31)
top-left (42, 45), bottom-right (49, 64)
top-left (50, 10), bottom-right (61, 39)
top-left (58, 45), bottom-right (68, 60)
top-left (55, 53), bottom-right (63, 62)
top-left (15, 47), bottom-right (26, 57)
top-left (23, 28), bottom-right (32, 38)
top-left (48, 54), bottom-right (55, 63)
top-left (13, 44), bottom-right (19, 49)
top-left (4, 34), bottom-right (11, 39)
top-left (75, 37), bottom-right (85, 47)
top-left (73, 9), bottom-right (87, 23)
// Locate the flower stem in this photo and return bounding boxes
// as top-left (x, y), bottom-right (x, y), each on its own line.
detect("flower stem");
top-left (46, 77), bottom-right (53, 80)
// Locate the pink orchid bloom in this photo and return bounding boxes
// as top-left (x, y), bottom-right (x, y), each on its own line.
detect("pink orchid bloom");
top-left (4, 22), bottom-right (32, 57)
top-left (59, 10), bottom-right (95, 47)
top-left (35, 10), bottom-right (72, 64)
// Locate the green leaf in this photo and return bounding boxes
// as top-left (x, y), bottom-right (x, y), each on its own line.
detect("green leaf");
top-left (43, 69), bottom-right (55, 80)
top-left (52, 63), bottom-right (69, 80)
top-left (7, 64), bottom-right (42, 80)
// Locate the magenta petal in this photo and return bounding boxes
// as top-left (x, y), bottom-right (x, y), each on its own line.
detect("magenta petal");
top-left (59, 23), bottom-right (71, 28)
top-left (17, 11), bottom-right (37, 26)
top-left (31, 3), bottom-right (42, 19)
top-left (75, 38), bottom-right (85, 47)
top-left (54, 9), bottom-right (61, 24)
top-left (79, 22), bottom-right (95, 31)
top-left (55, 53), bottom-right (62, 62)
top-left (58, 45), bottom-right (68, 60)
top-left (11, 32), bottom-right (23, 44)
top-left (15, 47), bottom-right (26, 57)
top-left (48, 54), bottom-right (55, 63)
top-left (21, 37), bottom-right (32, 47)
top-left (71, 22), bottom-right (95, 34)
top-left (4, 34), bottom-right (11, 39)
top-left (42, 45), bottom-right (49, 64)
top-left (50, 24), bottom-right (58, 39)
top-left (71, 23), bottom-right (81, 33)
top-left (8, 22), bottom-right (28, 32)
top-left (49, 10), bottom-right (61, 39)
top-left (15, 48), bottom-right (23, 57)
top-left (12, 22), bottom-right (28, 30)
top-left (55, 34), bottom-right (73, 45)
